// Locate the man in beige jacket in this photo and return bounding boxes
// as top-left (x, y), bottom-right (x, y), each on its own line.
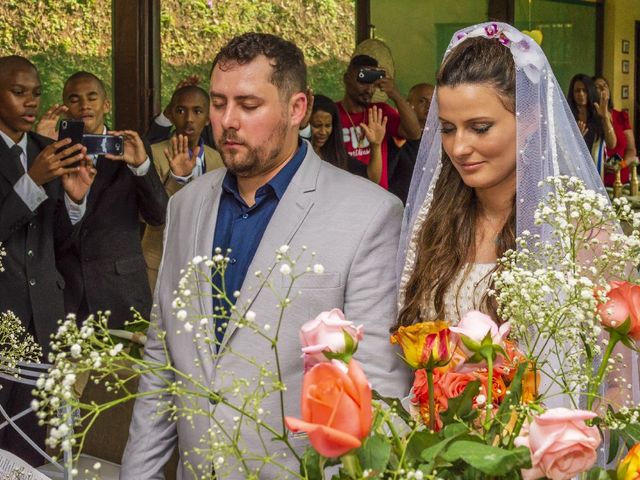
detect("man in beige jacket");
top-left (142, 85), bottom-right (223, 290)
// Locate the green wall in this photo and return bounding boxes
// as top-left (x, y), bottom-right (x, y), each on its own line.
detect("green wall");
top-left (370, 0), bottom-right (597, 98)
top-left (514, 0), bottom-right (597, 93)
top-left (370, 0), bottom-right (490, 96)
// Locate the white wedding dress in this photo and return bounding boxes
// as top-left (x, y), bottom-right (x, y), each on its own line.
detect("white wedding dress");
top-left (420, 263), bottom-right (495, 324)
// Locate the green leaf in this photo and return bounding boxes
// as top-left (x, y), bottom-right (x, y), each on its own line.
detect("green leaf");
top-left (443, 423), bottom-right (468, 438)
top-left (441, 441), bottom-right (531, 475)
top-left (357, 434), bottom-right (391, 477)
top-left (300, 448), bottom-right (324, 480)
top-left (585, 467), bottom-right (617, 480)
top-left (371, 390), bottom-right (413, 425)
top-left (608, 428), bottom-right (620, 464)
top-left (459, 335), bottom-right (481, 353)
top-left (420, 426), bottom-right (469, 463)
top-left (405, 430), bottom-right (440, 463)
top-left (440, 380), bottom-right (481, 425)
top-left (488, 362), bottom-right (526, 439)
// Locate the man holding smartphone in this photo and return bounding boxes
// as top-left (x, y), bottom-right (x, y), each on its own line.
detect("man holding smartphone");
top-left (337, 54), bottom-right (421, 189)
top-left (53, 71), bottom-right (168, 328)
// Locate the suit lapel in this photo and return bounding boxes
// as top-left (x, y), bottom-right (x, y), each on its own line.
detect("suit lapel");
top-left (215, 144), bottom-right (321, 356)
top-left (86, 156), bottom-right (118, 213)
top-left (195, 173), bottom-right (224, 340)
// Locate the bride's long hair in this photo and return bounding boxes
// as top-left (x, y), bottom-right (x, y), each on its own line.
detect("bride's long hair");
top-left (394, 37), bottom-right (516, 331)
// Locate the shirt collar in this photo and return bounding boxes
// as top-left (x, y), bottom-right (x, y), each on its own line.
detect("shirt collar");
top-left (0, 129), bottom-right (27, 153)
top-left (222, 140), bottom-right (307, 203)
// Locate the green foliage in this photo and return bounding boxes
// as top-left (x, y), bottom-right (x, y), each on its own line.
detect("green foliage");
top-left (0, 0), bottom-right (353, 123)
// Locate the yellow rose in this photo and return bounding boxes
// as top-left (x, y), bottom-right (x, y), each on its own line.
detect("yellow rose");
top-left (618, 444), bottom-right (640, 480)
top-left (390, 321), bottom-right (452, 369)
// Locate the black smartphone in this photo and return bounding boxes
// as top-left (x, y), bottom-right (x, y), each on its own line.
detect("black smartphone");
top-left (57, 119), bottom-right (85, 167)
top-left (357, 68), bottom-right (385, 84)
top-left (82, 134), bottom-right (124, 156)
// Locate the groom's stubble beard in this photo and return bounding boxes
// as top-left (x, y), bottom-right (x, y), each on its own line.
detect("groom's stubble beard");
top-left (218, 112), bottom-right (290, 178)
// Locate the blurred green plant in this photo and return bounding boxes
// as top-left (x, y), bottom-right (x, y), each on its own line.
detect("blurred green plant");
top-left (0, 0), bottom-right (353, 129)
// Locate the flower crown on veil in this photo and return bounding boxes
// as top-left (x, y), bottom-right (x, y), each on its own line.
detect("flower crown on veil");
top-left (448, 22), bottom-right (546, 83)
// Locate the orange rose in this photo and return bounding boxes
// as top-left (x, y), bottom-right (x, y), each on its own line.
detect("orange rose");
top-left (285, 360), bottom-right (372, 458)
top-left (597, 281), bottom-right (640, 340)
top-left (618, 443), bottom-right (640, 480)
top-left (439, 371), bottom-right (477, 401)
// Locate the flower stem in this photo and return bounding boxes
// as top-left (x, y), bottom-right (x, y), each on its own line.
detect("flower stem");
top-left (427, 369), bottom-right (436, 431)
top-left (586, 330), bottom-right (621, 410)
top-left (484, 353), bottom-right (494, 431)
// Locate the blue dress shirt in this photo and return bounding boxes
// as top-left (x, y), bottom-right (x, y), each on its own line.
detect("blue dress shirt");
top-left (212, 141), bottom-right (307, 346)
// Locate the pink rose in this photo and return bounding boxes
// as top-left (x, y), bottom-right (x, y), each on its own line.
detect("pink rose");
top-left (300, 309), bottom-right (364, 371)
top-left (597, 281), bottom-right (640, 340)
top-left (514, 408), bottom-right (601, 480)
top-left (450, 311), bottom-right (510, 348)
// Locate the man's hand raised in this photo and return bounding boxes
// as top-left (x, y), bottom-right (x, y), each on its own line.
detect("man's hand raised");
top-left (165, 134), bottom-right (198, 178)
top-left (36, 104), bottom-right (69, 140)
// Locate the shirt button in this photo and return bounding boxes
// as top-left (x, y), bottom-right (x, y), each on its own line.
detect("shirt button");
top-left (28, 222), bottom-right (35, 229)
top-left (242, 213), bottom-right (249, 219)
top-left (27, 250), bottom-right (34, 257)
top-left (230, 258), bottom-right (237, 264)
top-left (29, 278), bottom-right (36, 286)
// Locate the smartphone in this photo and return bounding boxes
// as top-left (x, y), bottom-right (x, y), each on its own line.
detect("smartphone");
top-left (57, 119), bottom-right (85, 167)
top-left (357, 68), bottom-right (385, 84)
top-left (82, 134), bottom-right (124, 156)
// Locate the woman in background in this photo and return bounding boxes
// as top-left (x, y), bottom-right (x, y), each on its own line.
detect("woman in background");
top-left (567, 73), bottom-right (616, 177)
top-left (310, 94), bottom-right (386, 184)
top-left (593, 75), bottom-right (638, 187)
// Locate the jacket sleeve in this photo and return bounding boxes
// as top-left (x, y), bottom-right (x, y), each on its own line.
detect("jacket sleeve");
top-left (134, 141), bottom-right (169, 226)
top-left (343, 194), bottom-right (412, 398)
top-left (120, 201), bottom-right (178, 479)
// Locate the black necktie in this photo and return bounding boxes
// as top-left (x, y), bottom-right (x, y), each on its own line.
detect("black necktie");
top-left (9, 144), bottom-right (26, 178)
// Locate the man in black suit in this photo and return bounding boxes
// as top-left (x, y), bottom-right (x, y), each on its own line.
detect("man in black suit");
top-left (0, 55), bottom-right (95, 464)
top-left (55, 71), bottom-right (168, 328)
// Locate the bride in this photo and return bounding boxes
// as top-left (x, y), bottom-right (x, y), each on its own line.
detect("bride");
top-left (395, 22), bottom-right (605, 330)
top-left (393, 22), bottom-right (638, 412)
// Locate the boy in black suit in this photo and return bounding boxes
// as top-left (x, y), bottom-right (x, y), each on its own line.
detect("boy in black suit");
top-left (0, 55), bottom-right (94, 464)
top-left (54, 71), bottom-right (168, 328)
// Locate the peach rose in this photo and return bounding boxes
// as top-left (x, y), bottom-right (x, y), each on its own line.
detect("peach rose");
top-left (597, 281), bottom-right (640, 340)
top-left (617, 443), bottom-right (640, 480)
top-left (285, 359), bottom-right (372, 458)
top-left (299, 309), bottom-right (364, 371)
top-left (514, 408), bottom-right (601, 480)
top-left (438, 371), bottom-right (477, 401)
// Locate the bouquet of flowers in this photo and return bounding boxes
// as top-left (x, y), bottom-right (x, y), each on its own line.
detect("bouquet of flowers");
top-left (283, 177), bottom-right (640, 479)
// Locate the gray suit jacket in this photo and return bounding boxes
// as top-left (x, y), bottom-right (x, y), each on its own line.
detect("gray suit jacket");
top-left (121, 144), bottom-right (410, 479)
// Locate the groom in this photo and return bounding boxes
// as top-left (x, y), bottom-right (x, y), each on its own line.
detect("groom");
top-left (121, 33), bottom-right (409, 479)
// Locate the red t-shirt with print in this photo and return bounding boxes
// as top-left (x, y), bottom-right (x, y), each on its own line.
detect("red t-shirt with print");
top-left (336, 101), bottom-right (401, 189)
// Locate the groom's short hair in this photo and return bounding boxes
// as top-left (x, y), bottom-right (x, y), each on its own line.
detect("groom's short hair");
top-left (210, 32), bottom-right (307, 101)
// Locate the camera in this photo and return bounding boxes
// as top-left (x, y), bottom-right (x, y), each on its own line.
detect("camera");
top-left (357, 68), bottom-right (385, 84)
top-left (82, 134), bottom-right (124, 156)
